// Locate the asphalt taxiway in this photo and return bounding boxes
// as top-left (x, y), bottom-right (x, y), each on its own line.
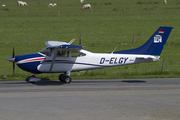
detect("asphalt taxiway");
top-left (0, 78), bottom-right (180, 120)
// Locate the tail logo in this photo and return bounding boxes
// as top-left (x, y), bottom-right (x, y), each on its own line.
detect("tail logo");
top-left (154, 35), bottom-right (162, 43)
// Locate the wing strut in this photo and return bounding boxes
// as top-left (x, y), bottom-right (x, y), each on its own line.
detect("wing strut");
top-left (68, 38), bottom-right (76, 45)
top-left (49, 48), bottom-right (58, 72)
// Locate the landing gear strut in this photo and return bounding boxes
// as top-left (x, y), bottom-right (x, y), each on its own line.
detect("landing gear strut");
top-left (59, 71), bottom-right (72, 83)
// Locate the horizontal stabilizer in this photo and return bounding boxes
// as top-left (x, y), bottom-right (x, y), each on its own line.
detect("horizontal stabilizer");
top-left (136, 56), bottom-right (160, 60)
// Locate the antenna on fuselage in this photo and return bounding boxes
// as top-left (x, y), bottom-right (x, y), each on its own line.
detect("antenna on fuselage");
top-left (68, 38), bottom-right (76, 45)
top-left (111, 47), bottom-right (117, 54)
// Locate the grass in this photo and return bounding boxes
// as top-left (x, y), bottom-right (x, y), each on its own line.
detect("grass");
top-left (0, 0), bottom-right (180, 81)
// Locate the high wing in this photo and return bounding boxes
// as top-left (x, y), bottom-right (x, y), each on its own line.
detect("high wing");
top-left (45, 41), bottom-right (68, 47)
top-left (45, 41), bottom-right (83, 50)
top-left (59, 44), bottom-right (83, 50)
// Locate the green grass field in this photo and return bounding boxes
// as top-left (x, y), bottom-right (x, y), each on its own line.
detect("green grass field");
top-left (0, 0), bottom-right (180, 81)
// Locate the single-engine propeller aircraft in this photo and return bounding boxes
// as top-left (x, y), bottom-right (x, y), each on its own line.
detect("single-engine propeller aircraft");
top-left (7, 26), bottom-right (173, 83)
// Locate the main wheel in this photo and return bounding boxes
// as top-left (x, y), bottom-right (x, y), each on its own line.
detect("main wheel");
top-left (59, 74), bottom-right (64, 82)
top-left (63, 76), bottom-right (72, 83)
top-left (59, 74), bottom-right (72, 83)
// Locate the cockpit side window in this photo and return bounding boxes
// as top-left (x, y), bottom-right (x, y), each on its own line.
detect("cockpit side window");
top-left (71, 51), bottom-right (86, 57)
top-left (40, 48), bottom-right (52, 56)
top-left (57, 50), bottom-right (69, 57)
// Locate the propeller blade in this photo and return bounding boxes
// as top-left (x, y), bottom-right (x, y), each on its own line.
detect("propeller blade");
top-left (12, 47), bottom-right (15, 75)
top-left (12, 47), bottom-right (15, 58)
top-left (13, 62), bottom-right (15, 75)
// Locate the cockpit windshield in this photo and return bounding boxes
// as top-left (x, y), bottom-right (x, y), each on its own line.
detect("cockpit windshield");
top-left (40, 47), bottom-right (52, 56)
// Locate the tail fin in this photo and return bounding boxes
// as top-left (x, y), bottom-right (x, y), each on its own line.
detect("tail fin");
top-left (113, 26), bottom-right (173, 55)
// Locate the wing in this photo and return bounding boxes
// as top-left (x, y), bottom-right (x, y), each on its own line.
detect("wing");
top-left (45, 41), bottom-right (83, 50)
top-left (45, 41), bottom-right (68, 47)
top-left (59, 44), bottom-right (83, 50)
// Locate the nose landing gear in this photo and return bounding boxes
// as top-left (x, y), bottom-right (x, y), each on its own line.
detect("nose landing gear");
top-left (26, 75), bottom-right (41, 83)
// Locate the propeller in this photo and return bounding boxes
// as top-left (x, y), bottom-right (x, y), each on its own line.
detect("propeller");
top-left (6, 47), bottom-right (16, 75)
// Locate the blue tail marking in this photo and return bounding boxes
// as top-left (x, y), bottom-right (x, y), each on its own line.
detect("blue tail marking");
top-left (113, 26), bottom-right (173, 55)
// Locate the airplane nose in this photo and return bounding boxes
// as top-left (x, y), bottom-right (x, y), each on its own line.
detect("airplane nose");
top-left (6, 57), bottom-right (15, 62)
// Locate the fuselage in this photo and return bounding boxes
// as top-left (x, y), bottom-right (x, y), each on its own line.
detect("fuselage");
top-left (14, 49), bottom-right (159, 74)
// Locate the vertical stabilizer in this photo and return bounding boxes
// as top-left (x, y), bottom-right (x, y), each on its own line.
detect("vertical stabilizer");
top-left (113, 26), bottom-right (173, 55)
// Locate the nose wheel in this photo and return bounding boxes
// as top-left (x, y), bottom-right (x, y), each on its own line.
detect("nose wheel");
top-left (26, 75), bottom-right (41, 83)
top-left (59, 74), bottom-right (72, 83)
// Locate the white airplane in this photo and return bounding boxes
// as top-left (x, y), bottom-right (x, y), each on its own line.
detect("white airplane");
top-left (7, 26), bottom-right (173, 83)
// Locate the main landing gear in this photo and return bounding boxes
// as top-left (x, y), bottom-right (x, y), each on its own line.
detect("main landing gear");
top-left (59, 71), bottom-right (72, 83)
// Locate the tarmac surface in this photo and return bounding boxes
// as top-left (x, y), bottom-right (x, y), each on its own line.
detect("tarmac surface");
top-left (0, 78), bottom-right (180, 120)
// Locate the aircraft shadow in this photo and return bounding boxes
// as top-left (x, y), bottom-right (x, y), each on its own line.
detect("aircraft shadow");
top-left (33, 79), bottom-right (146, 85)
top-left (31, 80), bottom-right (65, 86)
top-left (70, 79), bottom-right (147, 84)
top-left (121, 80), bottom-right (146, 83)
